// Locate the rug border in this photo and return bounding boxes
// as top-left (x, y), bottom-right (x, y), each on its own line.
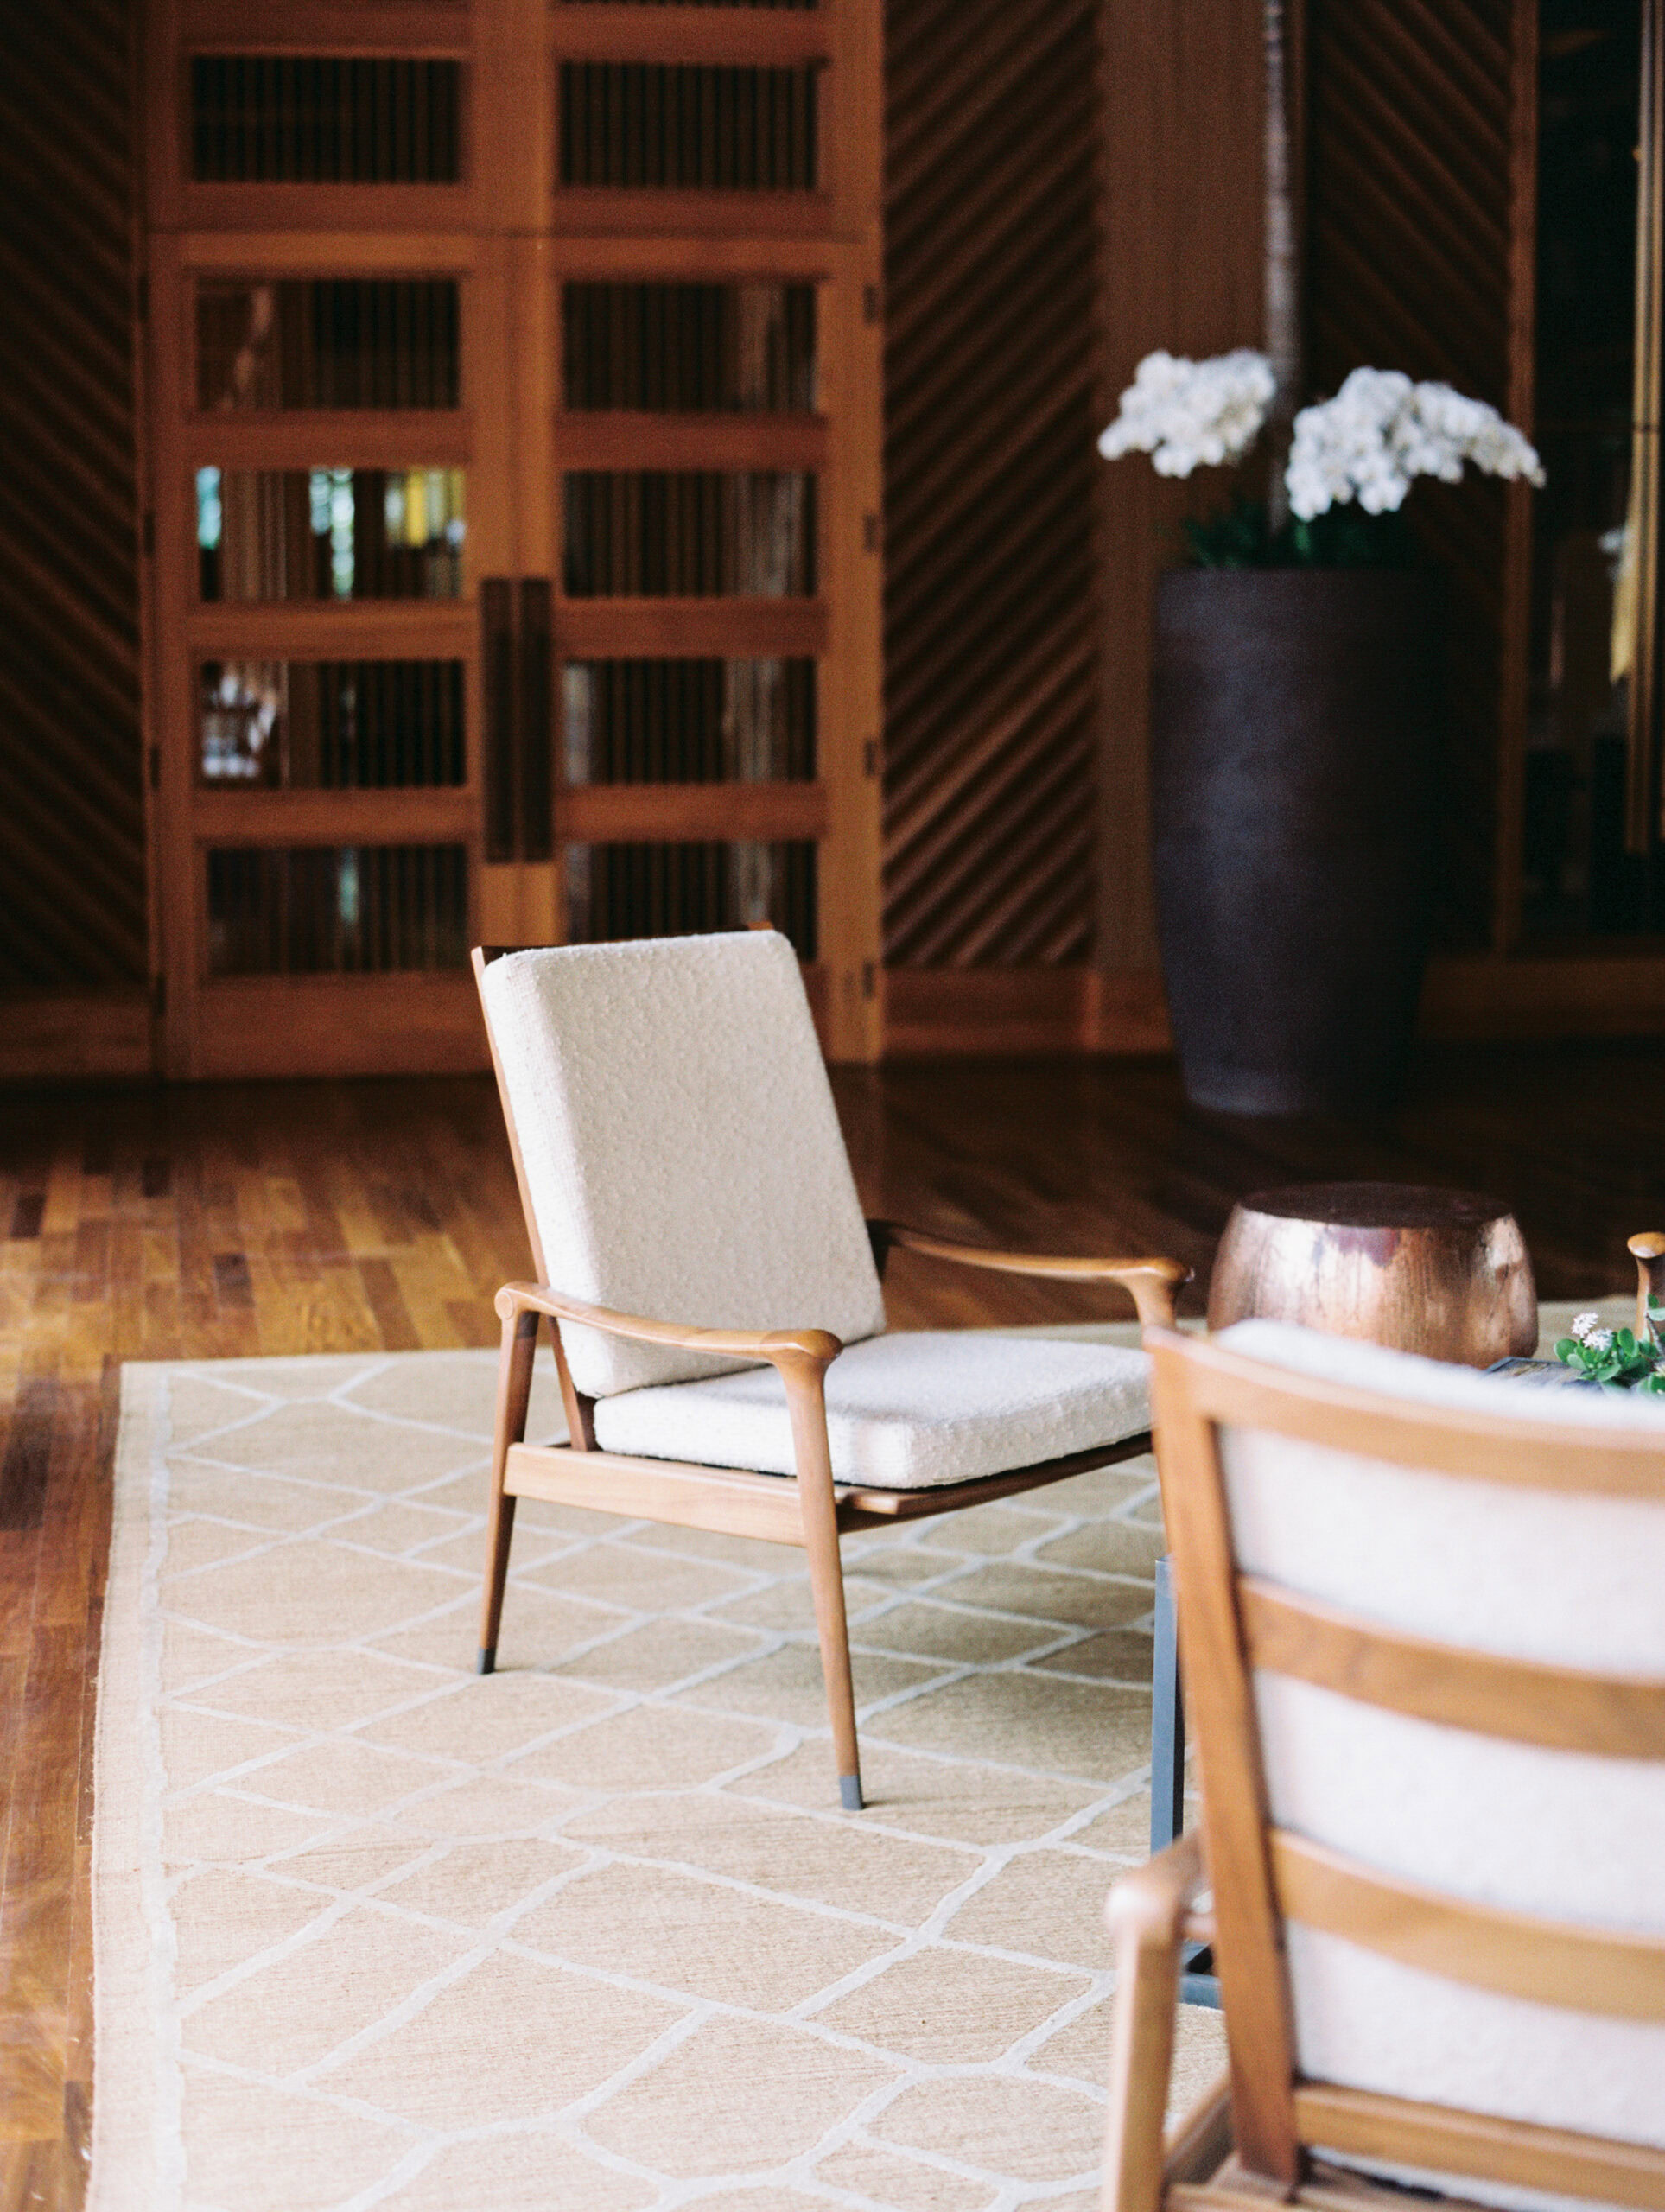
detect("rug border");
top-left (88, 1363), bottom-right (175, 2212)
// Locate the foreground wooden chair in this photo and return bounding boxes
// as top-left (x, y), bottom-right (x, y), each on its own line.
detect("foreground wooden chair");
top-left (473, 931), bottom-right (1188, 1809)
top-left (1105, 1319), bottom-right (1665, 2212)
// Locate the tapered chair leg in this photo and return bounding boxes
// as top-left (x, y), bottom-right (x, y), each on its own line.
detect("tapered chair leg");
top-left (778, 1347), bottom-right (862, 1809)
top-left (479, 1306), bottom-right (538, 1675)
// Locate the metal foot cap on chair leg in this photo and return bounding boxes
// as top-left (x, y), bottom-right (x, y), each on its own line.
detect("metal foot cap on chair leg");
top-left (477, 1647), bottom-right (496, 1675)
top-left (839, 1774), bottom-right (864, 1811)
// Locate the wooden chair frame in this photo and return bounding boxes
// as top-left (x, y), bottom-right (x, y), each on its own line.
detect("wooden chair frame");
top-left (471, 944), bottom-right (1189, 1809)
top-left (1103, 1325), bottom-right (1665, 2212)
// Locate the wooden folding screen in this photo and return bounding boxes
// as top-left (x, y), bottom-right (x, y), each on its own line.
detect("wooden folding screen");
top-left (142, 0), bottom-right (883, 1077)
top-left (0, 1), bottom-right (148, 1001)
top-left (881, 0), bottom-right (1102, 979)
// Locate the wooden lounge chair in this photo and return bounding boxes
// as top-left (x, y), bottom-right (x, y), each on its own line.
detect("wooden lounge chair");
top-left (471, 930), bottom-right (1188, 1809)
top-left (1104, 1319), bottom-right (1665, 2212)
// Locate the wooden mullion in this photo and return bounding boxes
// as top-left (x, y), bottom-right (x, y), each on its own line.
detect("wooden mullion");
top-left (192, 789), bottom-right (475, 845)
top-left (550, 189), bottom-right (836, 240)
top-left (179, 3), bottom-right (470, 57)
top-left (555, 598), bottom-right (827, 658)
top-left (548, 10), bottom-right (831, 70)
top-left (181, 411), bottom-right (470, 469)
top-left (816, 256), bottom-right (883, 1055)
top-left (180, 231), bottom-right (480, 275)
top-left (554, 412), bottom-right (825, 471)
top-left (192, 972), bottom-right (486, 1077)
top-left (179, 183), bottom-right (473, 234)
top-left (554, 781), bottom-right (828, 843)
top-left (143, 235), bottom-right (201, 1074)
top-left (186, 604), bottom-right (475, 658)
top-left (548, 236), bottom-right (838, 280)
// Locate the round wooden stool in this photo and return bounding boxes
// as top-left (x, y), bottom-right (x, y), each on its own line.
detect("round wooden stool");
top-left (1207, 1179), bottom-right (1538, 1367)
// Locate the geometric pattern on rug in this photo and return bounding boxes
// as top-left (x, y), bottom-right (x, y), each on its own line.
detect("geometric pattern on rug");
top-left (97, 1338), bottom-right (1234, 2212)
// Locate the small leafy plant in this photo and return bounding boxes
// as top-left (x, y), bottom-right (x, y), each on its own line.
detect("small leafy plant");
top-left (1179, 493), bottom-right (1418, 571)
top-left (1554, 1303), bottom-right (1665, 1392)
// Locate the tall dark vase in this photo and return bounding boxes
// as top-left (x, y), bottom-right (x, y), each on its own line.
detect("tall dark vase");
top-left (1151, 568), bottom-right (1442, 1115)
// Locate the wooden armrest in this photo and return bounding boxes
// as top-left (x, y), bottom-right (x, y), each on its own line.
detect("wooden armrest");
top-left (1103, 1831), bottom-right (1212, 2212)
top-left (869, 1219), bottom-right (1191, 1329)
top-left (493, 1281), bottom-right (842, 1370)
top-left (1105, 1828), bottom-right (1209, 1946)
top-left (1630, 1233), bottom-right (1665, 1337)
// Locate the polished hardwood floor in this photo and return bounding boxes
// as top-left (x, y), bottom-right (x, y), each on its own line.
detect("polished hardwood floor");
top-left (3, 1039), bottom-right (1663, 2208)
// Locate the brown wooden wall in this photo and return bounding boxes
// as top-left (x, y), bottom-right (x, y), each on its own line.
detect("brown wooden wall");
top-left (0, 0), bottom-right (148, 991)
top-left (1305, 0), bottom-right (1534, 953)
top-left (880, 0), bottom-right (1103, 969)
top-left (1095, 0), bottom-right (1268, 982)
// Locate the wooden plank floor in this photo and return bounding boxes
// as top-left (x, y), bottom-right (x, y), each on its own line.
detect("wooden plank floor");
top-left (2, 1042), bottom-right (1661, 2209)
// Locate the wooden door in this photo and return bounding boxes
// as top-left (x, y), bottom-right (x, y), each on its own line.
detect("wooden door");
top-left (142, 0), bottom-right (882, 1076)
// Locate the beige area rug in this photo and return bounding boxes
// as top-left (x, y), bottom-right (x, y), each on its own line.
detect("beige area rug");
top-left (89, 1301), bottom-right (1609, 2211)
top-left (92, 1319), bottom-right (1224, 2212)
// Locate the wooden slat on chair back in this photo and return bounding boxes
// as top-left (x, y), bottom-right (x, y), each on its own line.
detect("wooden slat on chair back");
top-left (1148, 1328), bottom-right (1665, 2209)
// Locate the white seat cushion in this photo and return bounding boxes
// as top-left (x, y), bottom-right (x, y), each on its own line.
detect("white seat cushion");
top-left (478, 933), bottom-right (887, 1398)
top-left (592, 1330), bottom-right (1151, 1489)
top-left (1211, 1321), bottom-right (1665, 2201)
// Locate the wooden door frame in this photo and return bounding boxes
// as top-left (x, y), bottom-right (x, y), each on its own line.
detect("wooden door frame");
top-left (139, 0), bottom-right (885, 1074)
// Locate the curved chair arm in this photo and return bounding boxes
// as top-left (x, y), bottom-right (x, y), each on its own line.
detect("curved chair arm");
top-left (1106, 1826), bottom-right (1210, 1942)
top-left (493, 1281), bottom-right (843, 1372)
top-left (1103, 1830), bottom-right (1214, 2212)
top-left (1630, 1233), bottom-right (1665, 1338)
top-left (867, 1220), bottom-right (1191, 1330)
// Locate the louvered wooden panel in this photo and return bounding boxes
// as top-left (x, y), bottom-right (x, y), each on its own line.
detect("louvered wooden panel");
top-left (1306, 0), bottom-right (1532, 951)
top-left (881, 0), bottom-right (1100, 968)
top-left (0, 0), bottom-right (146, 988)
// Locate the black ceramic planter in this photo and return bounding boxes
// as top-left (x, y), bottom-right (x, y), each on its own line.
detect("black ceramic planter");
top-left (1152, 568), bottom-right (1442, 1115)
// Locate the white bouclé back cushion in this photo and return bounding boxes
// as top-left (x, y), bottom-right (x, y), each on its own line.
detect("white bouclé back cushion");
top-left (1214, 1322), bottom-right (1665, 2179)
top-left (480, 933), bottom-right (887, 1397)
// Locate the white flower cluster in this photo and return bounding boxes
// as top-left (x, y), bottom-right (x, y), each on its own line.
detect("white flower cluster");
top-left (1097, 349), bottom-right (1276, 478)
top-left (1569, 1311), bottom-right (1615, 1355)
top-left (1284, 367), bottom-right (1545, 522)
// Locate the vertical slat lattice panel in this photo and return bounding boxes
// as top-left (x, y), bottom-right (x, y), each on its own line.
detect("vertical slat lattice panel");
top-left (0, 0), bottom-right (146, 987)
top-left (882, 0), bottom-right (1100, 967)
top-left (1306, 0), bottom-right (1528, 950)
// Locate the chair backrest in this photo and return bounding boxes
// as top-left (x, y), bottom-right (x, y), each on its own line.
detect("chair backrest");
top-left (474, 931), bottom-right (887, 1398)
top-left (1150, 1319), bottom-right (1665, 2209)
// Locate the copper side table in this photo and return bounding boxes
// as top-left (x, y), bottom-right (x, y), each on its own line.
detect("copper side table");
top-left (1206, 1180), bottom-right (1537, 1360)
top-left (1151, 1182), bottom-right (1538, 2008)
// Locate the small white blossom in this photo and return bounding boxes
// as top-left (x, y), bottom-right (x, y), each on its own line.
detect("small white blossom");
top-left (1098, 350), bottom-right (1276, 479)
top-left (1285, 367), bottom-right (1544, 523)
top-left (1570, 1312), bottom-right (1604, 1342)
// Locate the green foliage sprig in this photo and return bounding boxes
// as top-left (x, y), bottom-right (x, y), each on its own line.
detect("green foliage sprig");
top-left (1179, 494), bottom-right (1419, 572)
top-left (1554, 1299), bottom-right (1665, 1392)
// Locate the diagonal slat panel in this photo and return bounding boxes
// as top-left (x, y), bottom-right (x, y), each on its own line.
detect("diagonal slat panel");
top-left (1306, 0), bottom-right (1526, 952)
top-left (882, 0), bottom-right (1098, 968)
top-left (0, 0), bottom-right (146, 988)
